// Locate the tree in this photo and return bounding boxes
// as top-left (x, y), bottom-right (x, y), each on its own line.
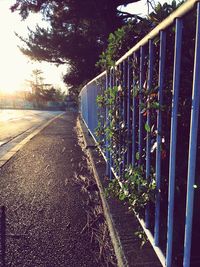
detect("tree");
top-left (26, 68), bottom-right (65, 106)
top-left (26, 69), bottom-right (45, 105)
top-left (42, 87), bottom-right (65, 102)
top-left (11, 0), bottom-right (142, 93)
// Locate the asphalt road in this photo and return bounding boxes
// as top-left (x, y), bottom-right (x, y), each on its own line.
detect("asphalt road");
top-left (0, 113), bottom-right (104, 267)
top-left (0, 109), bottom-right (62, 146)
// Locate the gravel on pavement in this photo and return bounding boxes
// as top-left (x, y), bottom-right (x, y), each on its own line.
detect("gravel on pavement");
top-left (0, 112), bottom-right (115, 267)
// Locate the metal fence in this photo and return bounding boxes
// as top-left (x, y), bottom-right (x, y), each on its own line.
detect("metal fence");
top-left (79, 0), bottom-right (200, 266)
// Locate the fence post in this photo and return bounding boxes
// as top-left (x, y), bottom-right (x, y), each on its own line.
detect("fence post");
top-left (105, 71), bottom-right (110, 176)
top-left (154, 30), bottom-right (166, 246)
top-left (166, 18), bottom-right (183, 267)
top-left (123, 60), bottom-right (127, 172)
top-left (109, 69), bottom-right (113, 179)
top-left (127, 57), bottom-right (131, 165)
top-left (145, 39), bottom-right (154, 229)
top-left (183, 3), bottom-right (200, 266)
top-left (132, 53), bottom-right (137, 167)
top-left (139, 46), bottom-right (145, 165)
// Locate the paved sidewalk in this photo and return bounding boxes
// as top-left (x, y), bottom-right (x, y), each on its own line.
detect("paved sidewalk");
top-left (0, 112), bottom-right (110, 267)
top-left (80, 122), bottom-right (162, 267)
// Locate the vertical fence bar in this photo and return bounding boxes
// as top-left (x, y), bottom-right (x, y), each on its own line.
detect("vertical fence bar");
top-left (183, 4), bottom-right (200, 266)
top-left (102, 76), bottom-right (107, 151)
top-left (91, 84), bottom-right (97, 134)
top-left (85, 88), bottom-right (89, 126)
top-left (166, 18), bottom-right (183, 267)
top-left (94, 84), bottom-right (99, 134)
top-left (154, 30), bottom-right (166, 246)
top-left (83, 89), bottom-right (87, 123)
top-left (116, 65), bottom-right (120, 177)
top-left (82, 91), bottom-right (84, 120)
top-left (119, 63), bottom-right (123, 178)
top-left (112, 68), bottom-right (117, 175)
top-left (105, 71), bottom-right (110, 176)
top-left (80, 90), bottom-right (83, 120)
top-left (145, 39), bottom-right (154, 229)
top-left (132, 53), bottom-right (137, 167)
top-left (89, 84), bottom-right (93, 132)
top-left (83, 89), bottom-right (86, 122)
top-left (88, 86), bottom-right (92, 130)
top-left (139, 46), bottom-right (145, 165)
top-left (123, 60), bottom-right (127, 172)
top-left (127, 57), bottom-right (131, 164)
top-left (109, 69), bottom-right (113, 179)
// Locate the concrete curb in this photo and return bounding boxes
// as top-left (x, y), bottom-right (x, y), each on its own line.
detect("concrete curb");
top-left (0, 112), bottom-right (66, 168)
top-left (78, 117), bottom-right (128, 267)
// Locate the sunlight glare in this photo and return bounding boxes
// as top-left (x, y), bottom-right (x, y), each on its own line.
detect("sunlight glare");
top-left (0, 0), bottom-right (67, 95)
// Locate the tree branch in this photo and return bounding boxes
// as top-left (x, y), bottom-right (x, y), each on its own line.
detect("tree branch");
top-left (117, 10), bottom-right (145, 21)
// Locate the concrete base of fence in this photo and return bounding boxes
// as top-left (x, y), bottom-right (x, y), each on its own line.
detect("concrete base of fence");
top-left (79, 116), bottom-right (162, 267)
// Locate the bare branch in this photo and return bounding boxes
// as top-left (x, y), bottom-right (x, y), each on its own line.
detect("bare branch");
top-left (117, 10), bottom-right (145, 21)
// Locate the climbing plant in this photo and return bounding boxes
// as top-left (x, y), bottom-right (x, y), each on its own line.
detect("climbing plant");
top-left (106, 165), bottom-right (156, 214)
top-left (95, 0), bottom-right (189, 217)
top-left (94, 1), bottom-right (200, 264)
top-left (95, 70), bottom-right (159, 214)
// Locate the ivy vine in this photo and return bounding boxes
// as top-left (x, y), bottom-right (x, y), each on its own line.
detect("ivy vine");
top-left (95, 71), bottom-right (160, 215)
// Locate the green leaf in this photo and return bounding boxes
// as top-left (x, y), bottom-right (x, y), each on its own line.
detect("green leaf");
top-left (151, 102), bottom-right (160, 109)
top-left (136, 152), bottom-right (140, 160)
top-left (145, 122), bottom-right (151, 132)
top-left (119, 192), bottom-right (126, 201)
top-left (132, 87), bottom-right (138, 97)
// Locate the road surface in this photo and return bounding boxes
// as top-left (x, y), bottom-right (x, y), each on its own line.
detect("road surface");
top-left (0, 109), bottom-right (63, 156)
top-left (0, 112), bottom-right (111, 266)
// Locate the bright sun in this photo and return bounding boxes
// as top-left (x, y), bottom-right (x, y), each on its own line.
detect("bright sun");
top-left (0, 0), bottom-right (31, 93)
top-left (0, 0), bottom-right (169, 95)
top-left (0, 0), bottom-right (67, 95)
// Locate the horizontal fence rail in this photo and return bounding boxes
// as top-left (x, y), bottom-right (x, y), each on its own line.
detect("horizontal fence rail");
top-left (79, 0), bottom-right (200, 266)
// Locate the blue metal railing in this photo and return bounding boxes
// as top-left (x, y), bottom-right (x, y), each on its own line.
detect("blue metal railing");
top-left (166, 18), bottom-right (183, 267)
top-left (79, 1), bottom-right (200, 266)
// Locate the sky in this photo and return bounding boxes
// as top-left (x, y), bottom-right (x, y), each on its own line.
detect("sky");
top-left (0, 0), bottom-right (67, 93)
top-left (0, 0), bottom-right (172, 94)
top-left (120, 0), bottom-right (155, 15)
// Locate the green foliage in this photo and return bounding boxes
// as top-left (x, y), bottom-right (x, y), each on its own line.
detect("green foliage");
top-left (95, 1), bottom-right (186, 216)
top-left (97, 0), bottom-right (183, 71)
top-left (145, 123), bottom-right (151, 133)
top-left (96, 95), bottom-right (105, 108)
top-left (96, 28), bottom-right (127, 69)
top-left (135, 152), bottom-right (140, 161)
top-left (11, 0), bottom-right (142, 91)
top-left (106, 165), bottom-right (156, 214)
top-left (148, 0), bottom-right (182, 26)
top-left (12, 0), bottom-right (183, 100)
top-left (95, 60), bottom-right (163, 213)
top-left (96, 20), bottom-right (150, 70)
